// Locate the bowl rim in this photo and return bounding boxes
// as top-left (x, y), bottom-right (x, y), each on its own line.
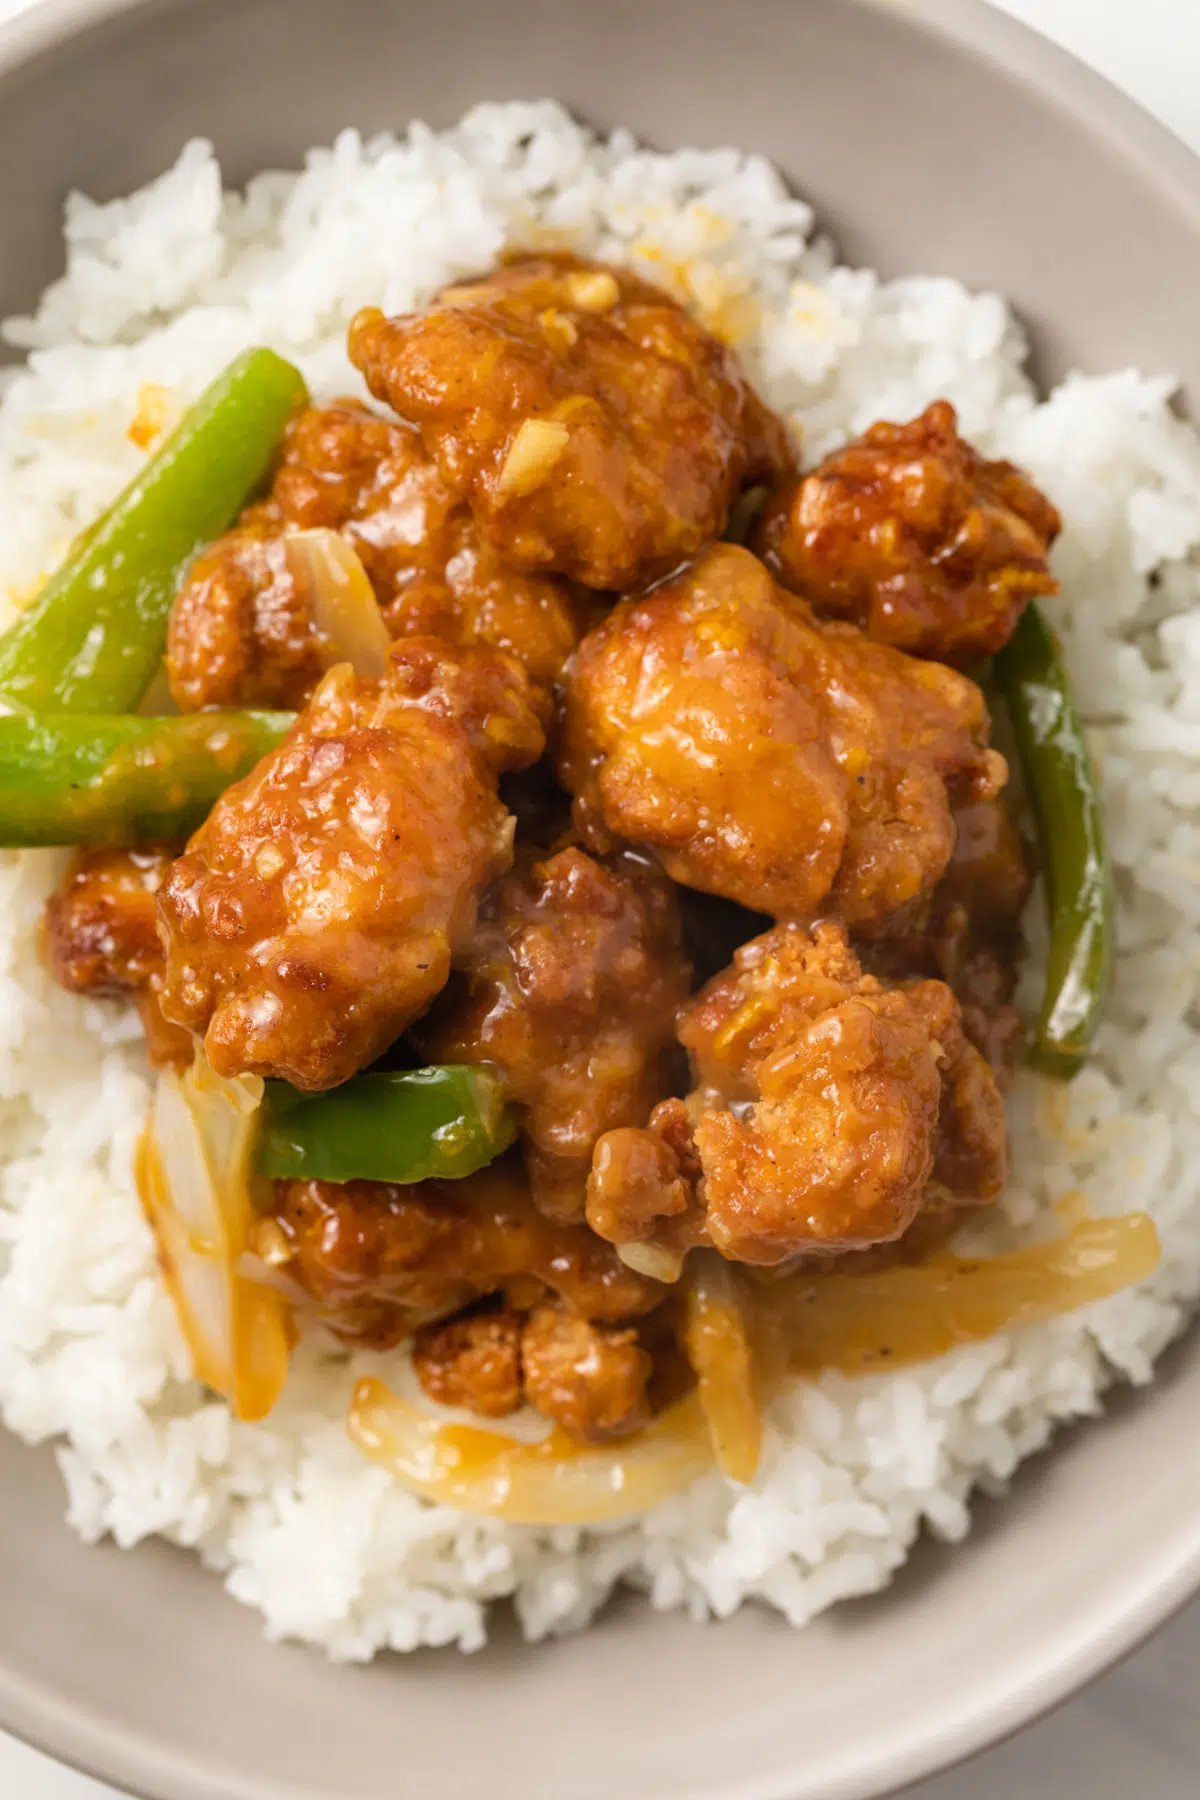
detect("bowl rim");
top-left (1, 2), bottom-right (1200, 1798)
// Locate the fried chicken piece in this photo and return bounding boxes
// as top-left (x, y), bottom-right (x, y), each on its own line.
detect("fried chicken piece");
top-left (519, 1306), bottom-right (652, 1441)
top-left (412, 1308), bottom-right (524, 1417)
top-left (167, 524), bottom-right (321, 713)
top-left (383, 513), bottom-right (585, 725)
top-left (42, 845), bottom-right (192, 1068)
top-left (755, 400), bottom-right (1061, 663)
top-left (157, 638), bottom-right (543, 1090)
top-left (859, 795), bottom-right (1031, 1079)
top-left (44, 845), bottom-right (171, 995)
top-left (587, 922), bottom-right (1007, 1266)
top-left (348, 253), bottom-right (791, 590)
top-left (586, 1101), bottom-right (700, 1257)
top-left (411, 1302), bottom-right (652, 1442)
top-left (936, 793), bottom-right (1032, 931)
top-left (166, 401), bottom-right (581, 718)
top-left (416, 844), bottom-right (690, 1225)
top-left (267, 1158), bottom-right (665, 1349)
top-left (559, 543), bottom-right (1004, 930)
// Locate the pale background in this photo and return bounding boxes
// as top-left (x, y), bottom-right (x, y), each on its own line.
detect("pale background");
top-left (0, 0), bottom-right (1198, 1793)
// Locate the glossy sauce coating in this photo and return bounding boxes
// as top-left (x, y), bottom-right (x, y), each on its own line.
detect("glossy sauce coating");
top-left (416, 844), bottom-right (691, 1223)
top-left (755, 399), bottom-right (1061, 663)
top-left (413, 1302), bottom-right (653, 1442)
top-left (31, 265), bottom-right (1070, 1447)
top-left (588, 921), bottom-right (1007, 1265)
top-left (43, 845), bottom-right (192, 1068)
top-left (267, 1157), bottom-right (665, 1347)
top-left (859, 794), bottom-right (1031, 1079)
top-left (44, 844), bottom-right (173, 995)
top-left (560, 543), bottom-right (1004, 929)
top-left (349, 253), bottom-right (791, 589)
top-left (157, 638), bottom-right (543, 1089)
top-left (167, 401), bottom-right (582, 717)
top-left (518, 1306), bottom-right (652, 1441)
top-left (412, 1308), bottom-right (524, 1417)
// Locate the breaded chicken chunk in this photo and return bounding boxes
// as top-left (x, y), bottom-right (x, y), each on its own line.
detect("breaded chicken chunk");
top-left (413, 1303), bottom-right (653, 1442)
top-left (268, 1159), bottom-right (664, 1347)
top-left (167, 401), bottom-right (581, 718)
top-left (417, 844), bottom-right (690, 1223)
top-left (755, 400), bottom-right (1060, 663)
top-left (349, 253), bottom-right (791, 590)
top-left (588, 921), bottom-right (1007, 1266)
top-left (559, 544), bottom-right (1004, 929)
top-left (43, 845), bottom-right (192, 1068)
top-left (157, 638), bottom-right (543, 1089)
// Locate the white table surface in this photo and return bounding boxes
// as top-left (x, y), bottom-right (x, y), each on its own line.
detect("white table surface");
top-left (1, 0), bottom-right (1199, 1794)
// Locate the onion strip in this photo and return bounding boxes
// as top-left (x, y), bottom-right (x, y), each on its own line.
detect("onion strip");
top-left (347, 1379), bottom-right (712, 1524)
top-left (285, 527), bottom-right (391, 678)
top-left (139, 1047), bottom-right (291, 1421)
top-left (762, 1212), bottom-right (1161, 1377)
top-left (684, 1255), bottom-right (763, 1484)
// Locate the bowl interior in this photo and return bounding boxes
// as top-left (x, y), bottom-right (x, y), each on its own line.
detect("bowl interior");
top-left (2, 3), bottom-right (1200, 1799)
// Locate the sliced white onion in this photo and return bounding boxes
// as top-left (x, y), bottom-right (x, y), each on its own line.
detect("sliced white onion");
top-left (285, 527), bottom-right (391, 678)
top-left (140, 1046), bottom-right (291, 1421)
top-left (684, 1254), bottom-right (763, 1484)
top-left (347, 1379), bottom-right (712, 1524)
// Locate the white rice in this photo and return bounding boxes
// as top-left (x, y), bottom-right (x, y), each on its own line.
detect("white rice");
top-left (1, 101), bottom-right (1200, 1659)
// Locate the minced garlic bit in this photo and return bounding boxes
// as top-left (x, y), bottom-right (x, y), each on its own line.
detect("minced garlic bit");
top-left (250, 1218), bottom-right (293, 1267)
top-left (539, 307), bottom-right (579, 351)
top-left (255, 844), bottom-right (285, 880)
top-left (496, 418), bottom-right (570, 497)
top-left (563, 268), bottom-right (619, 314)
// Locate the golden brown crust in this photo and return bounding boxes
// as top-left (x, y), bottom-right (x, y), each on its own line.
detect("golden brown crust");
top-left (755, 399), bottom-right (1060, 663)
top-left (43, 845), bottom-right (176, 996)
top-left (157, 638), bottom-right (544, 1090)
top-left (588, 921), bottom-right (1007, 1266)
top-left (519, 1306), bottom-right (653, 1442)
top-left (166, 401), bottom-right (582, 717)
top-left (416, 844), bottom-right (690, 1223)
top-left (349, 253), bottom-right (791, 590)
top-left (43, 846), bottom-right (193, 1070)
top-left (559, 543), bottom-right (1003, 930)
top-left (412, 1309), bottom-right (524, 1417)
top-left (268, 1159), bottom-right (666, 1349)
top-left (856, 795), bottom-right (1031, 1081)
top-left (411, 1300), bottom-right (653, 1441)
top-left (59, 274), bottom-right (1046, 1439)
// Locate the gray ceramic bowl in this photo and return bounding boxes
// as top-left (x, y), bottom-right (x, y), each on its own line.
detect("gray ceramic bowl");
top-left (2, 3), bottom-right (1200, 1797)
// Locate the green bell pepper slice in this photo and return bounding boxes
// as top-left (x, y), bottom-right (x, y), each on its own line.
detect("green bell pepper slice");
top-left (0, 709), bottom-right (293, 846)
top-left (258, 1066), bottom-right (517, 1185)
top-left (994, 603), bottom-right (1112, 1079)
top-left (0, 348), bottom-right (307, 713)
